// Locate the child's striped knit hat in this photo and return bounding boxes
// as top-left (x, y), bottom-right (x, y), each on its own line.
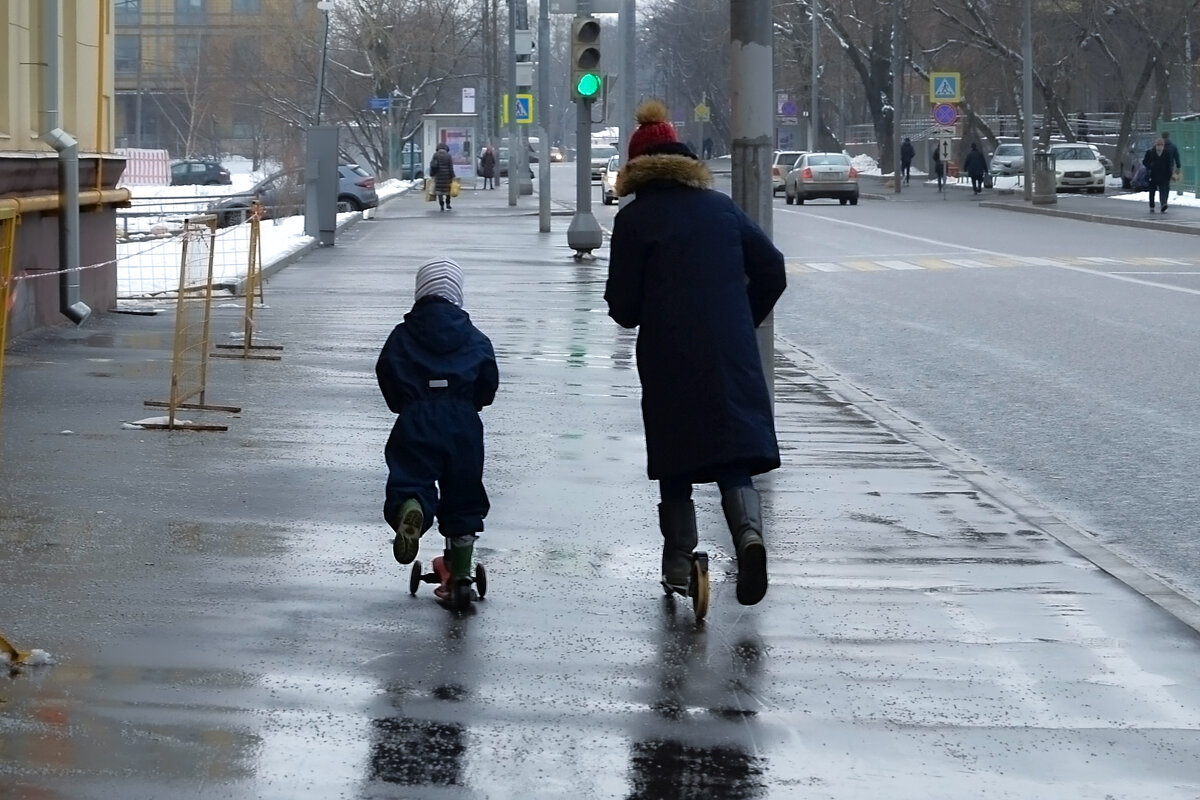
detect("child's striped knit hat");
top-left (414, 258), bottom-right (464, 307)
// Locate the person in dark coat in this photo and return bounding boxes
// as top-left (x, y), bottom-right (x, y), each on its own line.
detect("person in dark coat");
top-left (900, 137), bottom-right (915, 184)
top-left (479, 146), bottom-right (497, 190)
top-left (429, 142), bottom-right (456, 210)
top-left (376, 258), bottom-right (499, 604)
top-left (963, 142), bottom-right (988, 194)
top-left (1143, 134), bottom-right (1182, 213)
top-left (606, 99), bottom-right (787, 607)
top-left (932, 145), bottom-right (945, 191)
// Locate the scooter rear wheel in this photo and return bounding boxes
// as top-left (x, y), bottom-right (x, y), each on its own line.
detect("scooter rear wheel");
top-left (409, 560), bottom-right (423, 596)
top-left (690, 552), bottom-right (710, 621)
top-left (475, 563), bottom-right (487, 599)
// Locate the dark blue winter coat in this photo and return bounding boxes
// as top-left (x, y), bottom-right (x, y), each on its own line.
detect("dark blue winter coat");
top-left (606, 148), bottom-right (786, 482)
top-left (376, 296), bottom-right (498, 534)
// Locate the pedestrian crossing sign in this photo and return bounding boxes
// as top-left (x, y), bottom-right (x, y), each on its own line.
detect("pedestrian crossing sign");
top-left (930, 72), bottom-right (961, 103)
top-left (516, 94), bottom-right (534, 125)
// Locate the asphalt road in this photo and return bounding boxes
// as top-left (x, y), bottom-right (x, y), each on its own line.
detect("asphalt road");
top-left (767, 187), bottom-right (1200, 604)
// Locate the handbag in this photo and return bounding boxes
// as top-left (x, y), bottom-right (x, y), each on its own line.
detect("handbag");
top-left (1132, 164), bottom-right (1150, 191)
top-left (423, 177), bottom-right (435, 202)
top-left (450, 178), bottom-right (461, 198)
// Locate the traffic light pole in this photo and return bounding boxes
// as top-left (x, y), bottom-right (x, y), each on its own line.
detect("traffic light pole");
top-left (567, 3), bottom-right (602, 257)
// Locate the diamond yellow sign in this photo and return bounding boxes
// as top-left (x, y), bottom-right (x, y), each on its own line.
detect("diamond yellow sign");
top-left (693, 102), bottom-right (710, 123)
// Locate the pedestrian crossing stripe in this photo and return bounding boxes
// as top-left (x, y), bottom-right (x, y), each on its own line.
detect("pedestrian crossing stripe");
top-left (785, 255), bottom-right (1200, 274)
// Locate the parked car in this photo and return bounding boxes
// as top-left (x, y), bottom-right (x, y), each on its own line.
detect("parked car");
top-left (772, 150), bottom-right (806, 195)
top-left (601, 154), bottom-right (620, 205)
top-left (1121, 132), bottom-right (1159, 189)
top-left (988, 143), bottom-right (1024, 177)
top-left (1087, 143), bottom-right (1114, 176)
top-left (208, 163), bottom-right (378, 227)
top-left (337, 163), bottom-right (378, 211)
top-left (170, 159), bottom-right (231, 186)
top-left (591, 145), bottom-right (619, 182)
top-left (785, 152), bottom-right (859, 205)
top-left (1048, 144), bottom-right (1106, 193)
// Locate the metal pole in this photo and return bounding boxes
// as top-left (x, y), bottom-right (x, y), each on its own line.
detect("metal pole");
top-left (810, 0), bottom-right (819, 151)
top-left (620, 0), bottom-right (636, 168)
top-left (1022, 0), bottom-right (1033, 202)
top-left (538, 0), bottom-right (551, 231)
top-left (566, 0), bottom-right (602, 256)
top-left (892, 0), bottom-right (902, 194)
top-left (315, 2), bottom-right (331, 125)
top-left (731, 0), bottom-right (775, 399)
top-left (507, 0), bottom-right (518, 206)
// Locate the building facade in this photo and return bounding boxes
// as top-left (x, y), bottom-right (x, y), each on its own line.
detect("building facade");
top-left (114, 0), bottom-right (319, 162)
top-left (1, 2), bottom-right (126, 336)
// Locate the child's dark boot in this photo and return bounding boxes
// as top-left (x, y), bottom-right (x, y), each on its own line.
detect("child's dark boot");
top-left (392, 498), bottom-right (423, 564)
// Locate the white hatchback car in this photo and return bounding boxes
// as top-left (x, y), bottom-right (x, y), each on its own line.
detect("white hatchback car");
top-left (1048, 144), bottom-right (1106, 194)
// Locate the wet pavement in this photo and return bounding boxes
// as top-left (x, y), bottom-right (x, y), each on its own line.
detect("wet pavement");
top-left (1, 185), bottom-right (1200, 798)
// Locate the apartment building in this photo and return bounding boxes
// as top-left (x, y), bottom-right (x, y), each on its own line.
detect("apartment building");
top-left (1, 2), bottom-right (126, 336)
top-left (114, 0), bottom-right (319, 160)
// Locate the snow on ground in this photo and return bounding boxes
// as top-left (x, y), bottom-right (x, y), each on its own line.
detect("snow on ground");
top-left (115, 156), bottom-right (413, 300)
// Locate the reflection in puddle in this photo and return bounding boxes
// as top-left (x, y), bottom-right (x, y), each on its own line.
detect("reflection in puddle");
top-left (369, 714), bottom-right (466, 786)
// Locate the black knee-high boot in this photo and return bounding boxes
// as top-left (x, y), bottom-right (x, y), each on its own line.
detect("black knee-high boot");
top-left (721, 486), bottom-right (767, 605)
top-left (658, 500), bottom-right (698, 593)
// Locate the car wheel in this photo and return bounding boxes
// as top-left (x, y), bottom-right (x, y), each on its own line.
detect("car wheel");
top-left (839, 197), bottom-right (847, 205)
top-left (850, 195), bottom-right (859, 206)
top-left (340, 196), bottom-right (364, 212)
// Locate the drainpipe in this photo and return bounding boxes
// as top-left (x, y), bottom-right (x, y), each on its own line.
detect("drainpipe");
top-left (41, 0), bottom-right (90, 325)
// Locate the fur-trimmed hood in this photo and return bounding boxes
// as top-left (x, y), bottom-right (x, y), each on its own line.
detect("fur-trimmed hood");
top-left (615, 153), bottom-right (713, 198)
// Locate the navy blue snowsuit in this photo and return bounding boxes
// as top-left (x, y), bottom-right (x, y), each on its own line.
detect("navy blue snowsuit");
top-left (376, 296), bottom-right (499, 536)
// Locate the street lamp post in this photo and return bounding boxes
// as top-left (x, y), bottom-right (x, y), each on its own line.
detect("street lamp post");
top-left (314, 0), bottom-right (334, 126)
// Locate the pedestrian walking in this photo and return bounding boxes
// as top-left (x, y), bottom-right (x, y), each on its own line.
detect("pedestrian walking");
top-left (605, 99), bottom-right (787, 607)
top-left (900, 137), bottom-right (915, 184)
top-left (376, 258), bottom-right (499, 605)
top-left (479, 146), bottom-right (497, 190)
top-left (963, 142), bottom-right (988, 194)
top-left (1143, 135), bottom-right (1181, 213)
top-left (932, 146), bottom-right (945, 192)
top-left (429, 143), bottom-right (456, 210)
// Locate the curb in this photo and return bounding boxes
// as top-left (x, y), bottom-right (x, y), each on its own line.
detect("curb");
top-left (776, 336), bottom-right (1200, 636)
top-left (980, 198), bottom-right (1200, 236)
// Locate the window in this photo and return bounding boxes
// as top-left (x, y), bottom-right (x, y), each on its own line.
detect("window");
top-left (232, 106), bottom-right (257, 139)
top-left (175, 0), bottom-right (206, 23)
top-left (232, 37), bottom-right (260, 72)
top-left (115, 0), bottom-right (141, 24)
top-left (115, 35), bottom-right (140, 74)
top-left (232, 0), bottom-right (262, 11)
top-left (175, 34), bottom-right (202, 72)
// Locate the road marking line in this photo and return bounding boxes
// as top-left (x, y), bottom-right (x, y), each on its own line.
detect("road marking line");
top-left (876, 260), bottom-right (923, 270)
top-left (780, 208), bottom-right (1200, 295)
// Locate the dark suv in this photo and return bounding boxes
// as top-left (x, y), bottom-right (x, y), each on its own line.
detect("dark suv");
top-left (170, 159), bottom-right (232, 186)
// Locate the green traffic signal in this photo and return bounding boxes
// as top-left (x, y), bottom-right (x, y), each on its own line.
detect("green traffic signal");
top-left (576, 73), bottom-right (602, 98)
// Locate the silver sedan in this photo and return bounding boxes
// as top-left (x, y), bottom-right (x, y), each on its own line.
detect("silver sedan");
top-left (785, 152), bottom-right (860, 205)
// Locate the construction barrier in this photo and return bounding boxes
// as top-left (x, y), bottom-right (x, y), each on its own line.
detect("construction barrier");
top-left (212, 204), bottom-right (283, 361)
top-left (115, 148), bottom-right (170, 187)
top-left (142, 215), bottom-right (241, 431)
top-left (0, 207), bottom-right (15, 450)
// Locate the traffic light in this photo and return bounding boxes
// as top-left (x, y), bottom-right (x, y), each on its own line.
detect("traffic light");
top-left (570, 16), bottom-right (602, 101)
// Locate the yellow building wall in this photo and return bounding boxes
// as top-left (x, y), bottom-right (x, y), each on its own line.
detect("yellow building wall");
top-left (1, 1), bottom-right (112, 154)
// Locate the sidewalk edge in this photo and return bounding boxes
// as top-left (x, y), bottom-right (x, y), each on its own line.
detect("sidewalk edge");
top-left (775, 335), bottom-right (1200, 635)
